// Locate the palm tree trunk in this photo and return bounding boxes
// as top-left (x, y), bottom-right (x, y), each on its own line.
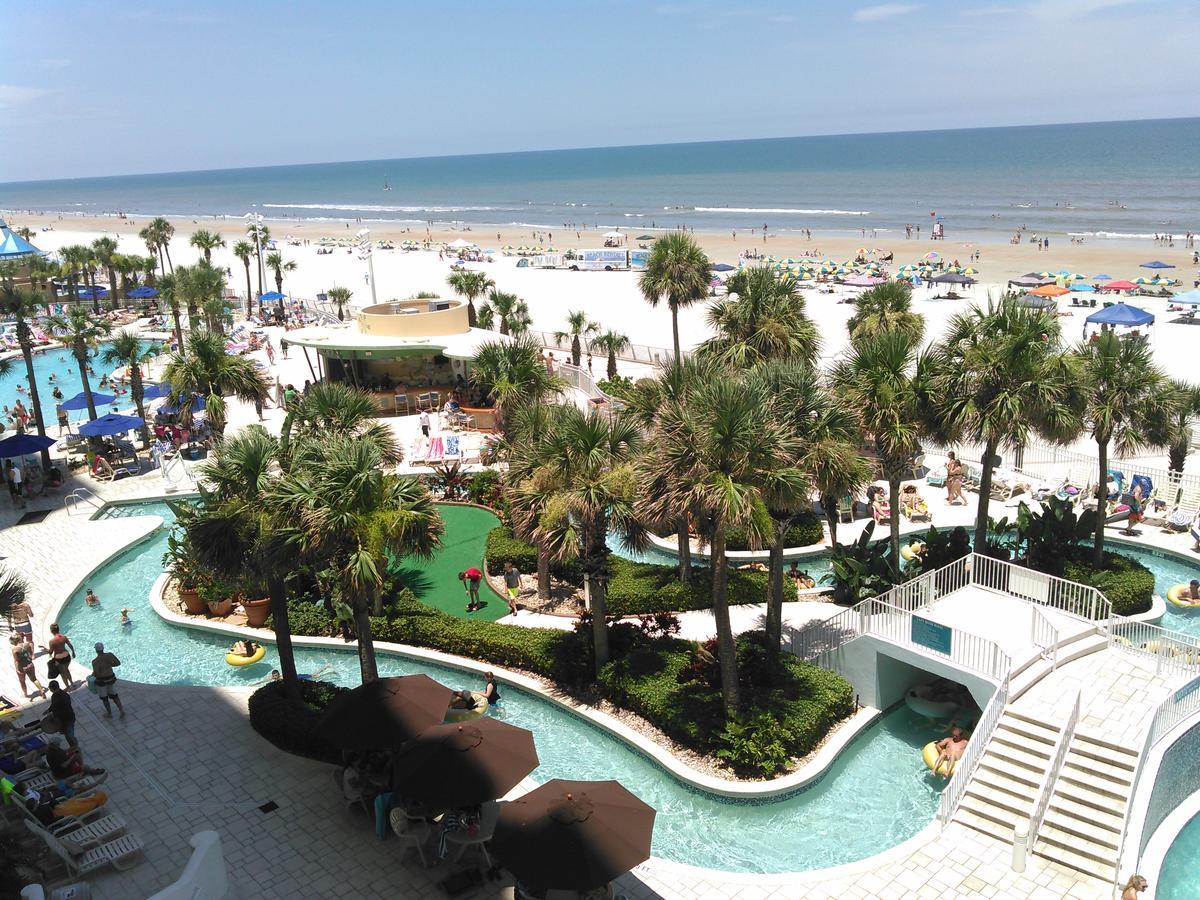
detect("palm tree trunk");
top-left (170, 303), bottom-right (184, 350)
top-left (268, 576), bottom-right (301, 702)
top-left (163, 243), bottom-right (174, 275)
top-left (537, 546), bottom-right (550, 602)
top-left (85, 269), bottom-right (99, 314)
top-left (467, 298), bottom-right (477, 328)
top-left (571, 336), bottom-right (581, 367)
top-left (106, 266), bottom-right (119, 308)
top-left (17, 325), bottom-right (51, 473)
top-left (974, 439), bottom-right (998, 551)
top-left (766, 521), bottom-right (786, 652)
top-left (670, 306), bottom-right (682, 362)
top-left (353, 604), bottom-right (380, 684)
top-left (822, 494), bottom-right (839, 546)
top-left (1095, 438), bottom-right (1108, 568)
top-left (130, 366), bottom-right (150, 449)
top-left (676, 516), bottom-right (691, 584)
top-left (888, 476), bottom-right (901, 578)
top-left (607, 351), bottom-right (618, 381)
top-left (76, 345), bottom-right (98, 421)
top-left (710, 520), bottom-right (740, 715)
top-left (157, 245), bottom-right (167, 280)
top-left (255, 249), bottom-right (263, 298)
top-left (243, 262), bottom-right (253, 315)
top-left (586, 523), bottom-right (609, 670)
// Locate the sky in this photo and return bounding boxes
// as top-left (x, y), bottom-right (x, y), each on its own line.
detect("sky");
top-left (2, 0), bottom-right (1198, 182)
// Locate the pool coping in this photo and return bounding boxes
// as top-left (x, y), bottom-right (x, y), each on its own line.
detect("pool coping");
top-left (1138, 787), bottom-right (1200, 900)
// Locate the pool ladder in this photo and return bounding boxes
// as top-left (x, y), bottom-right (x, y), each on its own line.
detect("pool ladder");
top-left (64, 487), bottom-right (102, 517)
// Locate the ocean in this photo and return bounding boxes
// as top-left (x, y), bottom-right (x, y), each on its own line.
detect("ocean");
top-left (2, 118), bottom-right (1198, 242)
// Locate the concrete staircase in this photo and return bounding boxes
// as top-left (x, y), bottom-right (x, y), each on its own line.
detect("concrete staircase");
top-left (1008, 630), bottom-right (1108, 701)
top-left (1031, 732), bottom-right (1138, 884)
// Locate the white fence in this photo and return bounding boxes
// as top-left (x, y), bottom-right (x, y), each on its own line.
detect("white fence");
top-left (1027, 690), bottom-right (1081, 851)
top-left (529, 329), bottom-right (684, 368)
top-left (938, 676), bottom-right (1010, 825)
top-left (1030, 606), bottom-right (1059, 669)
top-left (1106, 619), bottom-right (1200, 678)
top-left (971, 553), bottom-right (1110, 622)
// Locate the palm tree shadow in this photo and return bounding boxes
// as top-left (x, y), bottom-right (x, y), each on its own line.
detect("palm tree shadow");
top-left (389, 565), bottom-right (435, 599)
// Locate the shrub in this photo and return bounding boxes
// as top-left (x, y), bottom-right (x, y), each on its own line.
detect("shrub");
top-left (247, 680), bottom-right (349, 764)
top-left (1063, 549), bottom-right (1154, 616)
top-left (466, 470), bottom-right (503, 508)
top-left (484, 527), bottom-right (581, 581)
top-left (606, 559), bottom-right (767, 616)
top-left (716, 713), bottom-right (793, 777)
top-left (726, 510), bottom-right (824, 551)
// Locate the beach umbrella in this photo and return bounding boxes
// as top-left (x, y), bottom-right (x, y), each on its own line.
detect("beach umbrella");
top-left (922, 252), bottom-right (940, 260)
top-left (126, 286), bottom-right (159, 299)
top-left (158, 394), bottom-right (206, 415)
top-left (391, 719), bottom-right (539, 808)
top-left (1173, 289), bottom-right (1200, 306)
top-left (1030, 284), bottom-right (1070, 297)
top-left (711, 263), bottom-right (736, 272)
top-left (1092, 274), bottom-right (1113, 281)
top-left (1069, 283), bottom-right (1095, 292)
top-left (635, 235), bottom-right (654, 241)
top-left (258, 291), bottom-right (286, 302)
top-left (491, 780), bottom-right (656, 894)
top-left (318, 674), bottom-right (453, 750)
top-left (1100, 280), bottom-right (1138, 291)
top-left (140, 383), bottom-right (172, 401)
top-left (61, 391), bottom-right (116, 411)
top-left (77, 287), bottom-right (109, 300)
top-left (1133, 277), bottom-right (1154, 285)
top-left (1070, 273), bottom-right (1087, 280)
top-left (1086, 302), bottom-right (1153, 327)
top-left (963, 267), bottom-right (978, 275)
top-left (1140, 260), bottom-right (1175, 269)
top-left (0, 433), bottom-right (56, 458)
top-left (1015, 294), bottom-right (1057, 310)
top-left (78, 413), bottom-right (144, 437)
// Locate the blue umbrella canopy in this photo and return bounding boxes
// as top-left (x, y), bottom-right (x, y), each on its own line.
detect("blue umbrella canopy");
top-left (1068, 283), bottom-right (1095, 292)
top-left (0, 220), bottom-right (45, 259)
top-left (710, 263), bottom-right (736, 272)
top-left (77, 286), bottom-right (109, 300)
top-left (259, 291), bottom-right (286, 302)
top-left (78, 413), bottom-right (144, 437)
top-left (0, 433), bottom-right (55, 457)
top-left (1173, 289), bottom-right (1200, 307)
top-left (140, 382), bottom-right (172, 401)
top-left (1092, 274), bottom-right (1113, 281)
top-left (1085, 302), bottom-right (1154, 327)
top-left (1140, 261), bottom-right (1175, 269)
top-left (159, 394), bottom-right (205, 415)
top-left (60, 391), bottom-right (116, 411)
top-left (126, 286), bottom-right (159, 299)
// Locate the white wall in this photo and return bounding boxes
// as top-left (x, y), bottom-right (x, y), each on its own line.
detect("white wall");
top-left (824, 636), bottom-right (998, 712)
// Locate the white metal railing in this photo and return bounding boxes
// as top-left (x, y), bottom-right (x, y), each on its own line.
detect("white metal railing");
top-left (971, 553), bottom-right (1110, 622)
top-left (938, 675), bottom-right (1010, 825)
top-left (64, 487), bottom-right (102, 516)
top-left (1030, 606), bottom-right (1059, 670)
top-left (1107, 618), bottom-right (1200, 677)
top-left (557, 363), bottom-right (625, 412)
top-left (1027, 690), bottom-right (1081, 850)
top-left (529, 329), bottom-right (685, 367)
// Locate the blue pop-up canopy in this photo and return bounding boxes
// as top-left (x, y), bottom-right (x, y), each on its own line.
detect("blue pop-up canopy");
top-left (60, 391), bottom-right (116, 411)
top-left (1140, 261), bottom-right (1175, 269)
top-left (1174, 290), bottom-right (1200, 307)
top-left (127, 286), bottom-right (159, 299)
top-left (1086, 302), bottom-right (1154, 327)
top-left (78, 413), bottom-right (144, 437)
top-left (1069, 283), bottom-right (1095, 292)
top-left (0, 434), bottom-right (55, 457)
top-left (141, 382), bottom-right (172, 401)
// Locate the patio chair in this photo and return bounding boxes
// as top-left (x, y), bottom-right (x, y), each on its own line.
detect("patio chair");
top-left (444, 799), bottom-right (497, 866)
top-left (388, 807), bottom-right (431, 867)
top-left (19, 795), bottom-right (128, 853)
top-left (25, 820), bottom-right (144, 876)
top-left (837, 495), bottom-right (855, 523)
top-left (416, 392), bottom-right (433, 412)
top-left (394, 394), bottom-right (410, 416)
top-left (20, 769), bottom-right (108, 794)
top-left (908, 454), bottom-right (926, 479)
top-left (335, 766), bottom-right (370, 817)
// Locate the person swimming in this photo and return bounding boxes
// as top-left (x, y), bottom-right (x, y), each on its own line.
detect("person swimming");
top-left (119, 608), bottom-right (131, 626)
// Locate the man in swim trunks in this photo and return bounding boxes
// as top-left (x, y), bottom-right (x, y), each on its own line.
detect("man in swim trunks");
top-left (934, 726), bottom-right (968, 777)
top-left (502, 562), bottom-right (521, 615)
top-left (459, 568), bottom-right (483, 612)
top-left (90, 643), bottom-right (125, 718)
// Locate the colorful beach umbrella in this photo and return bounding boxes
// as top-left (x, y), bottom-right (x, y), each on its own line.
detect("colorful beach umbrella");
top-left (1069, 283), bottom-right (1095, 292)
top-left (1092, 274), bottom-right (1113, 281)
top-left (1030, 284), bottom-right (1070, 297)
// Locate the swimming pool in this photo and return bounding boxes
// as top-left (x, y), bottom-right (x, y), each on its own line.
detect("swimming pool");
top-left (56, 500), bottom-right (949, 875)
top-left (1156, 810), bottom-right (1200, 900)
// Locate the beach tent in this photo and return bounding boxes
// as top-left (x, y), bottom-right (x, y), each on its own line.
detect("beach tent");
top-left (1172, 289), bottom-right (1200, 306)
top-left (603, 231), bottom-right (624, 240)
top-left (1015, 294), bottom-right (1057, 310)
top-left (1092, 274), bottom-right (1113, 281)
top-left (1086, 303), bottom-right (1154, 327)
top-left (1069, 283), bottom-right (1096, 292)
top-left (0, 220), bottom-right (45, 260)
top-left (1140, 261), bottom-right (1175, 269)
top-left (1099, 280), bottom-right (1137, 292)
top-left (447, 238), bottom-right (476, 249)
top-left (930, 273), bottom-right (976, 285)
top-left (711, 263), bottom-right (736, 272)
top-left (1030, 284), bottom-right (1070, 297)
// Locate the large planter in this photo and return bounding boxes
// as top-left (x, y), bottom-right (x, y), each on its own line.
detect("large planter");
top-left (206, 598), bottom-right (234, 618)
top-left (178, 585), bottom-right (206, 616)
top-left (242, 597), bottom-right (271, 628)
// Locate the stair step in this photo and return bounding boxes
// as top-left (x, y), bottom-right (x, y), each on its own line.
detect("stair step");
top-left (964, 784), bottom-right (1033, 819)
top-left (1063, 754), bottom-right (1133, 788)
top-left (991, 732), bottom-right (1052, 762)
top-left (1068, 741), bottom-right (1136, 772)
top-left (997, 713), bottom-right (1060, 745)
top-left (1038, 822), bottom-right (1119, 864)
top-left (978, 755), bottom-right (1043, 789)
top-left (954, 806), bottom-right (1016, 845)
top-left (1040, 811), bottom-right (1120, 850)
top-left (1033, 844), bottom-right (1116, 883)
top-left (1074, 731), bottom-right (1140, 761)
top-left (1047, 795), bottom-right (1125, 834)
top-left (974, 770), bottom-right (1037, 805)
top-left (1055, 782), bottom-right (1128, 817)
top-left (1057, 770), bottom-right (1128, 803)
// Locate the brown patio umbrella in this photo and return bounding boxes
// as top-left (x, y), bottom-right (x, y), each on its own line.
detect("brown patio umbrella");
top-left (490, 779), bottom-right (656, 892)
top-left (391, 718), bottom-right (539, 808)
top-left (318, 674), bottom-right (453, 750)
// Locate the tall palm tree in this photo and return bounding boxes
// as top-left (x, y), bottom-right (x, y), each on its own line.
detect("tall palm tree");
top-left (1164, 380), bottom-right (1200, 488)
top-left (279, 382), bottom-right (400, 470)
top-left (265, 252), bottom-right (296, 296)
top-left (270, 436), bottom-right (443, 683)
top-left (1076, 331), bottom-right (1180, 567)
top-left (139, 224), bottom-right (166, 278)
top-left (60, 245), bottom-right (96, 311)
top-left (246, 222), bottom-right (269, 298)
top-left (639, 233), bottom-right (710, 361)
top-left (91, 237), bottom-right (120, 308)
top-left (554, 310), bottom-right (598, 366)
top-left (113, 253), bottom-right (140, 301)
top-left (639, 376), bottom-right (805, 714)
top-left (231, 241), bottom-right (255, 314)
top-left (189, 229), bottom-right (225, 263)
top-left (158, 273), bottom-right (184, 349)
top-left (47, 306), bottom-right (112, 421)
top-left (0, 286), bottom-right (44, 468)
top-left (446, 269), bottom-right (493, 328)
top-left (470, 336), bottom-right (565, 433)
top-left (327, 286), bottom-right (353, 322)
top-left (847, 280), bottom-right (925, 345)
top-left (832, 330), bottom-right (925, 575)
top-left (147, 217), bottom-right (175, 274)
top-left (140, 253), bottom-right (158, 288)
top-left (177, 261), bottom-right (227, 333)
top-left (478, 289), bottom-right (526, 337)
top-left (162, 331), bottom-right (268, 436)
top-left (700, 266), bottom-right (820, 368)
top-left (923, 299), bottom-right (1085, 549)
top-left (590, 330), bottom-right (630, 381)
top-left (102, 330), bottom-right (158, 448)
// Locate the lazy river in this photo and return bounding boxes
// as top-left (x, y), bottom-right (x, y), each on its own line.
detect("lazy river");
top-left (58, 500), bottom-right (948, 875)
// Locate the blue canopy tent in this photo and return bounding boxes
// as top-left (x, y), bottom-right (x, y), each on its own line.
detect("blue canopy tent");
top-left (1172, 289), bottom-right (1200, 307)
top-left (0, 433), bottom-right (55, 458)
top-left (1084, 302), bottom-right (1155, 343)
top-left (78, 413), bottom-right (144, 438)
top-left (0, 221), bottom-right (46, 259)
top-left (60, 391), bottom-right (116, 412)
top-left (1068, 283), bottom-right (1095, 292)
top-left (259, 291), bottom-right (286, 302)
top-left (1140, 261), bottom-right (1175, 269)
top-left (126, 286), bottom-right (159, 299)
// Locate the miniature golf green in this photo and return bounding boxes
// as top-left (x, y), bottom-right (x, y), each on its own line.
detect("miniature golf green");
top-left (391, 503), bottom-right (507, 621)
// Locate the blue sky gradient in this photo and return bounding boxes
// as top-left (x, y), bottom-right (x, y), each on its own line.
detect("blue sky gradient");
top-left (2, 0), bottom-right (1197, 181)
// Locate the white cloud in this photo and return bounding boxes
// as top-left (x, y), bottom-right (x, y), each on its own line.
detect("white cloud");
top-left (853, 3), bottom-right (920, 22)
top-left (0, 85), bottom-right (51, 108)
top-left (39, 58), bottom-right (71, 70)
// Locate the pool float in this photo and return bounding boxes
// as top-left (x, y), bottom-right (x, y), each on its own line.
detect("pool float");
top-left (905, 683), bottom-right (959, 719)
top-left (900, 542), bottom-right (926, 562)
top-left (443, 691), bottom-right (489, 724)
top-left (1167, 584), bottom-right (1200, 609)
top-left (225, 646), bottom-right (266, 667)
top-left (922, 742), bottom-right (956, 777)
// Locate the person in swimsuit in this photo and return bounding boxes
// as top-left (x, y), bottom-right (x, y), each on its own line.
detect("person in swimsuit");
top-left (945, 451), bottom-right (965, 506)
top-left (933, 726), bottom-right (968, 777)
top-left (483, 671), bottom-right (501, 706)
top-left (8, 598), bottom-right (34, 638)
top-left (10, 633), bottom-right (45, 699)
top-left (45, 624), bottom-right (76, 689)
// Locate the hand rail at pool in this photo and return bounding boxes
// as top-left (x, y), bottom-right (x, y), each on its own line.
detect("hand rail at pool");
top-left (64, 487), bottom-right (102, 516)
top-left (1026, 689), bottom-right (1080, 852)
top-left (938, 674), bottom-right (1009, 826)
top-left (1106, 618), bottom-right (1200, 678)
top-left (971, 552), bottom-right (1111, 623)
top-left (1030, 605), bottom-right (1059, 670)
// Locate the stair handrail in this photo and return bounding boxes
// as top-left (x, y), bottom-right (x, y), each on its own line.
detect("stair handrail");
top-left (63, 487), bottom-right (102, 517)
top-left (1106, 616), bottom-right (1200, 678)
top-left (1026, 689), bottom-right (1081, 851)
top-left (1030, 605), bottom-right (1059, 671)
top-left (938, 674), bottom-right (1010, 825)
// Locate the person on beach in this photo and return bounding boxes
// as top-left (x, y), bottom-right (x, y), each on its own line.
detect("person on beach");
top-left (10, 633), bottom-right (45, 699)
top-left (90, 643), bottom-right (125, 718)
top-left (502, 562), bottom-right (521, 615)
top-left (47, 681), bottom-right (78, 748)
top-left (459, 568), bottom-right (483, 612)
top-left (46, 624), bottom-right (76, 688)
top-left (945, 452), bottom-right (965, 506)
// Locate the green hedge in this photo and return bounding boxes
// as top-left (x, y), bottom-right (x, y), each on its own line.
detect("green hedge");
top-left (1063, 549), bottom-right (1155, 617)
top-left (247, 680), bottom-right (350, 764)
top-left (726, 510), bottom-right (824, 551)
top-left (484, 527), bottom-right (582, 582)
top-left (606, 559), bottom-right (767, 616)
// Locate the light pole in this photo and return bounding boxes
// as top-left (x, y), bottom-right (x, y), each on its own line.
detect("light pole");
top-left (356, 228), bottom-right (378, 306)
top-left (244, 212), bottom-right (266, 307)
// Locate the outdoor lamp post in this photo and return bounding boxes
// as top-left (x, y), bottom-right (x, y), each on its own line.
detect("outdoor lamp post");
top-left (356, 228), bottom-right (378, 306)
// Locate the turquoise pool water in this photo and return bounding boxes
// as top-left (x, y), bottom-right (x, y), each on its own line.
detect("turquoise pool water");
top-left (1157, 809), bottom-right (1200, 900)
top-left (56, 501), bottom-right (948, 874)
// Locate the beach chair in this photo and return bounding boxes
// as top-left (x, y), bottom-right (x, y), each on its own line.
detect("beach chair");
top-left (388, 808), bottom-right (431, 867)
top-left (410, 437), bottom-right (429, 464)
top-left (425, 437), bottom-right (445, 465)
top-left (837, 495), bottom-right (855, 523)
top-left (416, 392), bottom-right (434, 412)
top-left (18, 793), bottom-right (128, 853)
top-left (25, 820), bottom-right (144, 876)
top-left (394, 394), bottom-right (410, 416)
top-left (443, 436), bottom-right (461, 461)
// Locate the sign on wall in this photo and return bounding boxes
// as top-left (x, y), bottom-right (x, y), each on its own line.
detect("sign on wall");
top-left (912, 615), bottom-right (953, 656)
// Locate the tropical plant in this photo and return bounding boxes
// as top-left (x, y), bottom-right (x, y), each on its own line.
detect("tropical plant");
top-left (178, 261), bottom-right (228, 332)
top-left (265, 252), bottom-right (296, 297)
top-left (821, 520), bottom-right (897, 604)
top-left (162, 330), bottom-right (268, 435)
top-left (327, 286), bottom-right (353, 322)
top-left (446, 269), bottom-right (493, 328)
top-left (146, 217), bottom-right (175, 274)
top-left (246, 222), bottom-right (270, 297)
top-left (1015, 496), bottom-right (1096, 577)
top-left (102, 329), bottom-right (158, 448)
top-left (189, 229), bottom-right (225, 263)
top-left (470, 336), bottom-right (565, 432)
top-left (1163, 380), bottom-right (1200, 489)
top-left (60, 245), bottom-right (97, 311)
top-left (477, 289), bottom-right (527, 337)
top-left (846, 280), bottom-right (924, 345)
top-left (1076, 330), bottom-right (1181, 566)
top-left (590, 330), bottom-right (630, 381)
top-left (139, 223), bottom-right (166, 277)
top-left (0, 286), bottom-right (42, 467)
top-left (157, 273), bottom-right (184, 349)
top-left (231, 241), bottom-right (255, 314)
top-left (639, 233), bottom-right (710, 361)
top-left (0, 568), bottom-right (31, 622)
top-left (91, 237), bottom-right (120, 308)
top-left (279, 381), bottom-right (400, 468)
top-left (701, 267), bottom-right (820, 368)
top-left (554, 310), bottom-right (598, 367)
top-left (46, 305), bottom-right (111, 421)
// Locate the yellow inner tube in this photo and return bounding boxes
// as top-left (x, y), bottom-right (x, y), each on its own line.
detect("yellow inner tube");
top-left (225, 646), bottom-right (266, 666)
top-left (1167, 584), bottom-right (1200, 609)
top-left (922, 741), bottom-right (956, 777)
top-left (444, 691), bottom-right (489, 724)
top-left (901, 542), bottom-right (926, 561)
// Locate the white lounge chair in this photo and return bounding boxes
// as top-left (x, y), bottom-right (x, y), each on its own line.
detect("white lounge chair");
top-left (26, 820), bottom-right (144, 875)
top-left (20, 797), bottom-right (128, 853)
top-left (388, 807), bottom-right (431, 867)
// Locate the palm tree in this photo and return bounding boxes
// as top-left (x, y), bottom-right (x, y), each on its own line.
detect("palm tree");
top-left (0, 286), bottom-right (44, 468)
top-left (590, 330), bottom-right (630, 381)
top-left (1164, 381), bottom-right (1200, 488)
top-left (847, 281), bottom-right (925, 345)
top-left (639, 376), bottom-right (805, 715)
top-left (265, 252), bottom-right (296, 296)
top-left (923, 299), bottom-right (1085, 549)
top-left (139, 224), bottom-right (166, 278)
top-left (140, 253), bottom-right (158, 288)
top-left (231, 241), bottom-right (255, 314)
top-left (327, 286), bottom-right (353, 322)
top-left (478, 290), bottom-right (526, 337)
top-left (158, 273), bottom-right (184, 349)
top-left (113, 253), bottom-right (140, 301)
top-left (102, 330), bottom-right (158, 448)
top-left (700, 266), bottom-right (820, 368)
top-left (60, 245), bottom-right (95, 310)
top-left (246, 222), bottom-right (269, 298)
top-left (279, 382), bottom-right (401, 470)
top-left (270, 437), bottom-right (443, 683)
top-left (47, 306), bottom-right (111, 421)
top-left (1077, 331), bottom-right (1181, 567)
top-left (639, 233), bottom-right (710, 362)
top-left (91, 237), bottom-right (120, 308)
top-left (162, 331), bottom-right (268, 436)
top-left (147, 217), bottom-right (175, 274)
top-left (446, 269), bottom-right (493, 328)
top-left (470, 336), bottom-right (565, 433)
top-left (554, 310), bottom-right (598, 367)
top-left (189, 229), bottom-right (225, 263)
top-left (176, 261), bottom-right (227, 333)
top-left (832, 330), bottom-right (926, 575)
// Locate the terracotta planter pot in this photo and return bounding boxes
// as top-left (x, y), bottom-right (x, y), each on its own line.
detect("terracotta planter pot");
top-left (206, 598), bottom-right (234, 617)
top-left (242, 597), bottom-right (271, 628)
top-left (178, 586), bottom-right (206, 616)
